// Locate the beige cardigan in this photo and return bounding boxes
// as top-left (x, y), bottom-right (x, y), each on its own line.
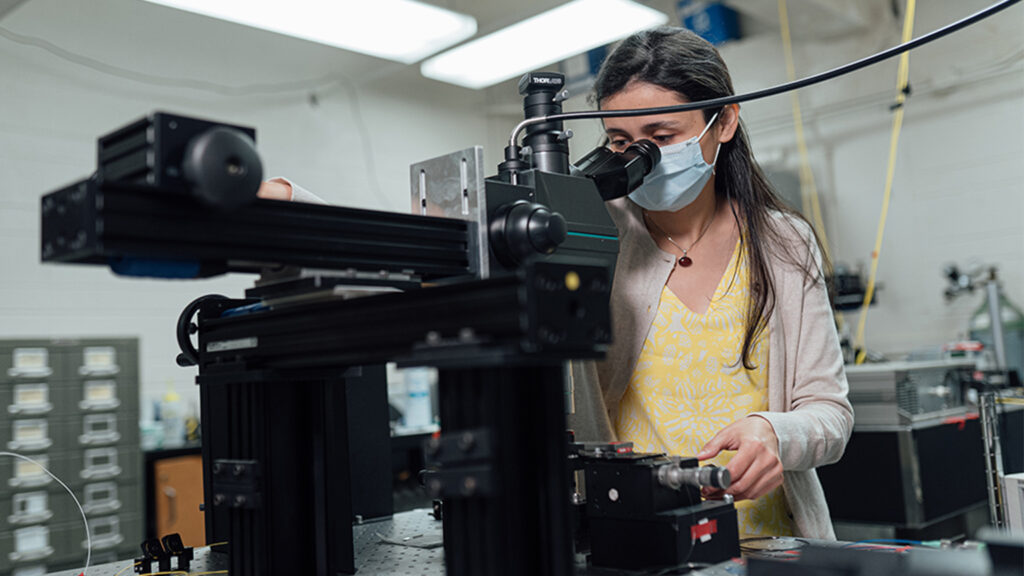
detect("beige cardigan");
top-left (568, 197), bottom-right (854, 540)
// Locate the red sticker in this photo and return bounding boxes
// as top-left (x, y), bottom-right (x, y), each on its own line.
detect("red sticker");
top-left (691, 519), bottom-right (718, 542)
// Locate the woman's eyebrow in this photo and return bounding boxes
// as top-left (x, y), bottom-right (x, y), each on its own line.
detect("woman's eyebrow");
top-left (605, 120), bottom-right (684, 136)
top-left (641, 120), bottom-right (683, 131)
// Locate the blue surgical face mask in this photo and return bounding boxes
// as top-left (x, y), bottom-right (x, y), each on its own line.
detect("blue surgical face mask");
top-left (627, 112), bottom-right (720, 212)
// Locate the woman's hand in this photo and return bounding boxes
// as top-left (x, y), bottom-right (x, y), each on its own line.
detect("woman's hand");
top-left (696, 416), bottom-right (783, 501)
top-left (257, 178), bottom-right (293, 201)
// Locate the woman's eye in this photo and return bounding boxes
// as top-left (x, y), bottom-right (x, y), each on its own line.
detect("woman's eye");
top-left (609, 139), bottom-right (630, 150)
top-left (652, 135), bottom-right (675, 144)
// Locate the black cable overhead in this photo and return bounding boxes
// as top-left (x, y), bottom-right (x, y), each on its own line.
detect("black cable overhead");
top-left (508, 0), bottom-right (1021, 152)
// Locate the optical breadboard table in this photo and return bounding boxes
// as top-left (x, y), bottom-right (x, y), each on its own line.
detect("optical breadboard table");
top-left (43, 508), bottom-right (923, 576)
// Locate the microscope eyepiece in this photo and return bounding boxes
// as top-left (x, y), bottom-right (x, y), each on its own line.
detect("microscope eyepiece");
top-left (622, 139), bottom-right (661, 175)
top-left (572, 138), bottom-right (662, 202)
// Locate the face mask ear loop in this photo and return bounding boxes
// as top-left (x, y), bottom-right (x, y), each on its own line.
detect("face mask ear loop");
top-left (696, 111), bottom-right (721, 143)
top-left (711, 143), bottom-right (722, 175)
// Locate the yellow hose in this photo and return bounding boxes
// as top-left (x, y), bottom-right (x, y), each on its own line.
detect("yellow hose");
top-left (854, 0), bottom-right (917, 364)
top-left (777, 0), bottom-right (831, 262)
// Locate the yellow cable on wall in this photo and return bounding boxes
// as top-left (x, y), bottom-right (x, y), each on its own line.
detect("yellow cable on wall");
top-left (777, 0), bottom-right (831, 262)
top-left (854, 0), bottom-right (917, 364)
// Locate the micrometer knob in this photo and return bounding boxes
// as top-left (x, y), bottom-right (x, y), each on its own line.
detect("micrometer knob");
top-left (657, 463), bottom-right (731, 491)
top-left (526, 206), bottom-right (567, 255)
top-left (698, 466), bottom-right (731, 490)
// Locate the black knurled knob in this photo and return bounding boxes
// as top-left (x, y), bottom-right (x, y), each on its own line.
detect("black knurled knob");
top-left (527, 207), bottom-right (567, 255)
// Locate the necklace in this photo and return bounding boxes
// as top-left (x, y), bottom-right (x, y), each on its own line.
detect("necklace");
top-left (644, 206), bottom-right (716, 268)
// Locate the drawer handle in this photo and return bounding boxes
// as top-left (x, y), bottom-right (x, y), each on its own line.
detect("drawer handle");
top-left (79, 366), bottom-right (120, 376)
top-left (7, 367), bottom-right (53, 378)
top-left (8, 545), bottom-right (55, 562)
top-left (6, 438), bottom-right (53, 451)
top-left (7, 510), bottom-right (53, 525)
top-left (7, 403), bottom-right (53, 416)
top-left (83, 499), bottom-right (122, 515)
top-left (79, 432), bottom-right (122, 445)
top-left (80, 465), bottom-right (122, 480)
top-left (85, 532), bottom-right (124, 550)
top-left (79, 399), bottom-right (122, 411)
top-left (9, 476), bottom-right (52, 489)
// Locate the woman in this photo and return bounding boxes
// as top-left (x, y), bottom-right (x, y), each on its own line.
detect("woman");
top-left (568, 26), bottom-right (852, 541)
top-left (259, 25), bottom-right (852, 541)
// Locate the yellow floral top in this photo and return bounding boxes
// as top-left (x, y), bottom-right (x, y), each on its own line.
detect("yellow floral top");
top-left (614, 241), bottom-right (793, 539)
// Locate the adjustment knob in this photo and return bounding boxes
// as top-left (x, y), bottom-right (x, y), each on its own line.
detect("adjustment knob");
top-left (526, 205), bottom-right (567, 255)
top-left (489, 201), bottom-right (568, 267)
top-left (182, 127), bottom-right (263, 211)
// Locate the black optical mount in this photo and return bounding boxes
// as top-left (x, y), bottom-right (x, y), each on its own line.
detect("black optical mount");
top-left (97, 112), bottom-right (262, 211)
top-left (40, 73), bottom-right (665, 575)
top-left (500, 72), bottom-right (572, 178)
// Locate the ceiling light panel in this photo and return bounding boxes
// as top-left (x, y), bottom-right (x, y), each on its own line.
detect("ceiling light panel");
top-left (420, 0), bottom-right (668, 89)
top-left (141, 0), bottom-right (478, 64)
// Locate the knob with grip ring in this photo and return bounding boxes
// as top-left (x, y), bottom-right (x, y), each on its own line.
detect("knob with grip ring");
top-left (489, 200), bottom-right (568, 268)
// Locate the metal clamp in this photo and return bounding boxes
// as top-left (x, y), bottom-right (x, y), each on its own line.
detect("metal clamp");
top-left (211, 459), bottom-right (263, 510)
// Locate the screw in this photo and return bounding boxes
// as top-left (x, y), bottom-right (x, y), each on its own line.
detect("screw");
top-left (213, 494), bottom-right (225, 506)
top-left (457, 432), bottom-right (475, 452)
top-left (212, 463), bottom-right (222, 475)
top-left (234, 495), bottom-right (247, 507)
top-left (426, 437), bottom-right (441, 456)
top-left (233, 464), bottom-right (245, 476)
top-left (428, 479), bottom-right (442, 497)
top-left (462, 476), bottom-right (478, 496)
top-left (608, 488), bottom-right (619, 502)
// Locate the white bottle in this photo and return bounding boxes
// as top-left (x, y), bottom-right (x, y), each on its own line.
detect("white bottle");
top-left (160, 386), bottom-right (186, 449)
top-left (403, 368), bottom-right (434, 430)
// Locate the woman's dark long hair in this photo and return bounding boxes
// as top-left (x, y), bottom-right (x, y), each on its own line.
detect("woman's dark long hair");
top-left (592, 26), bottom-right (830, 369)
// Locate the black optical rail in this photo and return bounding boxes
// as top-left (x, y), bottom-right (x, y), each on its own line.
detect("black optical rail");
top-left (41, 177), bottom-right (473, 280)
top-left (195, 259), bottom-right (612, 374)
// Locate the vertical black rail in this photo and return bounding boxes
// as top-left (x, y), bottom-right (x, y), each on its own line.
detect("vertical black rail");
top-left (439, 363), bottom-right (573, 576)
top-left (200, 371), bottom-right (357, 575)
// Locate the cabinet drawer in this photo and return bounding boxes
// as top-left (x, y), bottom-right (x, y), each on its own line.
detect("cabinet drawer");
top-left (0, 525), bottom-right (55, 565)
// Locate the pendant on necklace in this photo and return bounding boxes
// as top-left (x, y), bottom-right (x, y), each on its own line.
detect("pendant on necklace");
top-left (678, 255), bottom-right (693, 267)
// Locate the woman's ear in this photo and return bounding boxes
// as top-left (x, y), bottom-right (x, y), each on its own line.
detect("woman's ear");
top-left (717, 103), bottom-right (740, 144)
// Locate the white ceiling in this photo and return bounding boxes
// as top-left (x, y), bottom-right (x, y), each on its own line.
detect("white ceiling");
top-left (0, 0), bottom-right (889, 98)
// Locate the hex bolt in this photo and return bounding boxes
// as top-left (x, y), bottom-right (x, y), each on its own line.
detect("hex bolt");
top-left (233, 464), bottom-right (245, 477)
top-left (234, 495), bottom-right (247, 507)
top-left (213, 494), bottom-right (225, 506)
